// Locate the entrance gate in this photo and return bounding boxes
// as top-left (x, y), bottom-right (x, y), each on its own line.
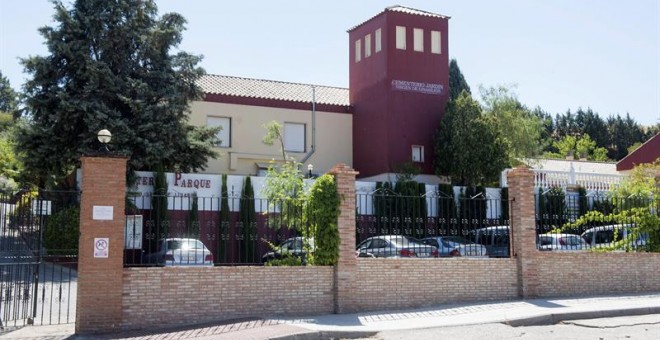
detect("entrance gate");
top-left (0, 190), bottom-right (79, 330)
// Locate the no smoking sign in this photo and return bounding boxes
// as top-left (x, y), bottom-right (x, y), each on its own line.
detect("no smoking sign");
top-left (94, 238), bottom-right (109, 258)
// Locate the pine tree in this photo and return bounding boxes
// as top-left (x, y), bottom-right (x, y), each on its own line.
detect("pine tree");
top-left (18, 0), bottom-right (219, 186)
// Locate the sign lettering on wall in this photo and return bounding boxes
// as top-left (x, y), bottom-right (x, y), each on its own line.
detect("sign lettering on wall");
top-left (391, 79), bottom-right (444, 95)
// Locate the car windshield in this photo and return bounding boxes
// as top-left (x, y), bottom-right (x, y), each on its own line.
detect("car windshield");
top-left (562, 236), bottom-right (584, 245)
top-left (167, 239), bottom-right (203, 251)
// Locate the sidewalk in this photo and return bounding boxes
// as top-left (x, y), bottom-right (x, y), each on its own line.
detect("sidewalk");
top-left (2, 293), bottom-right (660, 340)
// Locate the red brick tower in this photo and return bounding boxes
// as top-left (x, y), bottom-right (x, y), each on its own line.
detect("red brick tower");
top-left (349, 6), bottom-right (450, 178)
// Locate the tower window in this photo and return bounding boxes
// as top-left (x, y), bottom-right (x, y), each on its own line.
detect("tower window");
top-left (375, 28), bottom-right (382, 53)
top-left (365, 34), bottom-right (371, 58)
top-left (431, 31), bottom-right (441, 54)
top-left (355, 39), bottom-right (361, 62)
top-left (412, 145), bottom-right (424, 162)
top-left (413, 28), bottom-right (424, 52)
top-left (396, 26), bottom-right (406, 50)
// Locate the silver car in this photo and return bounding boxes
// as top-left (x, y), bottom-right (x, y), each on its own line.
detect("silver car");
top-left (144, 238), bottom-right (214, 266)
top-left (421, 236), bottom-right (488, 257)
top-left (356, 235), bottom-right (438, 258)
top-left (538, 233), bottom-right (587, 251)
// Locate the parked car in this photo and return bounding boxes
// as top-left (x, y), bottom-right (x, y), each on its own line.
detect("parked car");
top-left (356, 235), bottom-right (439, 258)
top-left (143, 238), bottom-right (213, 266)
top-left (261, 237), bottom-right (315, 263)
top-left (581, 224), bottom-right (648, 250)
top-left (538, 233), bottom-right (587, 251)
top-left (421, 236), bottom-right (488, 257)
top-left (470, 226), bottom-right (510, 258)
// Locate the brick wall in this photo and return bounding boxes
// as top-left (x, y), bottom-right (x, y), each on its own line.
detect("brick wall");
top-left (531, 252), bottom-right (660, 297)
top-left (73, 161), bottom-right (660, 334)
top-left (353, 258), bottom-right (518, 311)
top-left (121, 266), bottom-right (334, 329)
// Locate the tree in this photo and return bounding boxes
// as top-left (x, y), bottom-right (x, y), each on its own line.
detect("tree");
top-left (17, 0), bottom-right (219, 187)
top-left (0, 71), bottom-right (18, 116)
top-left (434, 91), bottom-right (507, 187)
top-left (239, 176), bottom-right (256, 262)
top-left (544, 134), bottom-right (609, 161)
top-left (480, 85), bottom-right (543, 164)
top-left (448, 59), bottom-right (471, 102)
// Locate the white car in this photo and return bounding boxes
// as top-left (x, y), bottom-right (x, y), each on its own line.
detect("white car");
top-left (581, 224), bottom-right (648, 250)
top-left (144, 238), bottom-right (214, 266)
top-left (538, 233), bottom-right (587, 251)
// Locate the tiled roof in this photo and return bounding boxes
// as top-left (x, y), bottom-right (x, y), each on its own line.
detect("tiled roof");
top-left (348, 5), bottom-right (450, 32)
top-left (197, 74), bottom-right (350, 107)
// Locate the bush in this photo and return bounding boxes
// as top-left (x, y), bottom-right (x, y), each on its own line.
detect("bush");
top-left (44, 206), bottom-right (79, 255)
top-left (307, 174), bottom-right (340, 266)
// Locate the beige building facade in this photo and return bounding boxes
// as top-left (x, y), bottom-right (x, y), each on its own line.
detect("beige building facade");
top-left (189, 75), bottom-right (353, 176)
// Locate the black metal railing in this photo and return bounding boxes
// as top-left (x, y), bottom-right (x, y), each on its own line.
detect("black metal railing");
top-left (124, 194), bottom-right (316, 266)
top-left (1, 189), bottom-right (79, 327)
top-left (535, 192), bottom-right (658, 252)
top-left (356, 191), bottom-right (510, 258)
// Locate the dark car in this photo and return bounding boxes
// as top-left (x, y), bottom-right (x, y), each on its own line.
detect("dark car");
top-left (261, 237), bottom-right (315, 263)
top-left (356, 235), bottom-right (439, 258)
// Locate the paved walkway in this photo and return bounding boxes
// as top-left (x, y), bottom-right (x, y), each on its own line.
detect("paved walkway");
top-left (2, 293), bottom-right (660, 340)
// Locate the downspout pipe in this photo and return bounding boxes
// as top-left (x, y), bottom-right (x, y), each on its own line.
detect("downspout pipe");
top-left (299, 85), bottom-right (316, 166)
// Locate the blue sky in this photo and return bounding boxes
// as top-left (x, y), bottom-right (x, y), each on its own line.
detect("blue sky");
top-left (1, 0), bottom-right (658, 125)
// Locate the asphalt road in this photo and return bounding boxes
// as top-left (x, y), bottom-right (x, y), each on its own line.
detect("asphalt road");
top-left (354, 314), bottom-right (660, 340)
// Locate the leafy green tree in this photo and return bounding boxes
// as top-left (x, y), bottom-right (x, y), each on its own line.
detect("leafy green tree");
top-left (544, 134), bottom-right (609, 161)
top-left (605, 113), bottom-right (646, 161)
top-left (448, 59), bottom-right (471, 102)
top-left (17, 0), bottom-right (219, 187)
top-left (434, 91), bottom-right (507, 187)
top-left (480, 85), bottom-right (543, 164)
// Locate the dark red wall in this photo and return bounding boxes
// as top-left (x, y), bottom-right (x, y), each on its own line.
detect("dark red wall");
top-left (350, 10), bottom-right (450, 177)
top-left (616, 133), bottom-right (660, 171)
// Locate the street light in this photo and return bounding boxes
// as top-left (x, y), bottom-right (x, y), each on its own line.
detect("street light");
top-left (97, 129), bottom-right (111, 153)
top-left (307, 164), bottom-right (313, 179)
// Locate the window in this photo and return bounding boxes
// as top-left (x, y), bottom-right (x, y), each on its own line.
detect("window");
top-left (364, 34), bottom-right (371, 58)
top-left (431, 30), bottom-right (441, 54)
top-left (413, 28), bottom-right (424, 52)
top-left (375, 28), bottom-right (382, 53)
top-left (355, 39), bottom-right (361, 62)
top-left (395, 26), bottom-right (406, 50)
top-left (207, 116), bottom-right (230, 147)
top-left (412, 145), bottom-right (424, 162)
top-left (284, 122), bottom-right (305, 152)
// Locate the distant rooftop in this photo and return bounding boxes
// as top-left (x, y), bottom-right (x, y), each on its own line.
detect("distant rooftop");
top-left (197, 74), bottom-right (350, 107)
top-left (521, 158), bottom-right (619, 175)
top-left (348, 5), bottom-right (450, 32)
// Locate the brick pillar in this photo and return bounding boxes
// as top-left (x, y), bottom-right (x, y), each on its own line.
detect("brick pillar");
top-left (76, 156), bottom-right (128, 334)
top-left (507, 166), bottom-right (538, 298)
top-left (329, 163), bottom-right (359, 313)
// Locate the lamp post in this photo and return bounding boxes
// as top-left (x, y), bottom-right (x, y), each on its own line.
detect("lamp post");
top-left (97, 129), bottom-right (112, 153)
top-left (307, 164), bottom-right (313, 179)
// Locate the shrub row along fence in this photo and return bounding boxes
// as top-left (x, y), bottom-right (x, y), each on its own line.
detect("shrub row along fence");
top-left (535, 192), bottom-right (659, 252)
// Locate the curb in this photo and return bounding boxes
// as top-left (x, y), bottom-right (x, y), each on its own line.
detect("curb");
top-left (270, 331), bottom-right (378, 340)
top-left (504, 306), bottom-right (660, 327)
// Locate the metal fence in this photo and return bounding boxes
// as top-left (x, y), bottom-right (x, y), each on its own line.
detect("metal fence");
top-left (356, 190), bottom-right (510, 258)
top-left (124, 194), bottom-right (315, 266)
top-left (535, 192), bottom-right (658, 252)
top-left (1, 190), bottom-right (79, 329)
